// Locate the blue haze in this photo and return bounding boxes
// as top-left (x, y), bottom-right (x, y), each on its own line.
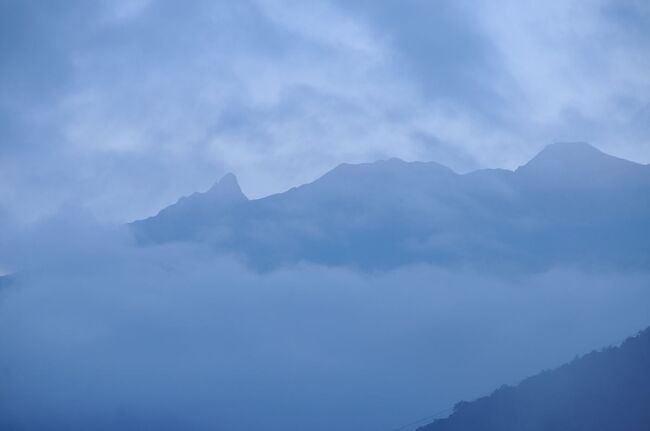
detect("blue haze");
top-left (132, 143), bottom-right (650, 272)
top-left (1, 1), bottom-right (650, 430)
top-left (1, 0), bottom-right (649, 221)
top-left (1, 145), bottom-right (650, 430)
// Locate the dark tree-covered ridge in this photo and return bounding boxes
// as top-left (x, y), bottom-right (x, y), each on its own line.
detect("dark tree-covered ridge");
top-left (418, 327), bottom-right (650, 431)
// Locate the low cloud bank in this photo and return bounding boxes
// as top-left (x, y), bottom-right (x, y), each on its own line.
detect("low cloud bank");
top-left (1, 213), bottom-right (649, 431)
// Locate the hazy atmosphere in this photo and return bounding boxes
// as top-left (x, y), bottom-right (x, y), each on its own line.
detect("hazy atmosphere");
top-left (1, 1), bottom-right (649, 431)
top-left (2, 0), bottom-right (650, 221)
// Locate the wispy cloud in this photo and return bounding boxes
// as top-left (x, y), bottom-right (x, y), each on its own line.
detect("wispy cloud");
top-left (1, 0), bottom-right (648, 221)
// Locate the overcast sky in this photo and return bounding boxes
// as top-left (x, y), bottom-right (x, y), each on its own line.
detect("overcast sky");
top-left (1, 0), bottom-right (649, 222)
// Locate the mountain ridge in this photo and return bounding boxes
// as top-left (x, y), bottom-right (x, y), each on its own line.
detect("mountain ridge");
top-left (515, 142), bottom-right (648, 188)
top-left (130, 143), bottom-right (650, 271)
top-left (131, 172), bottom-right (248, 244)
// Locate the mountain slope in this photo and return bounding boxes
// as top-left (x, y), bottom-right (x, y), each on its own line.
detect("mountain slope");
top-left (516, 142), bottom-right (648, 188)
top-left (417, 326), bottom-right (650, 431)
top-left (131, 173), bottom-right (248, 243)
top-left (130, 143), bottom-right (650, 271)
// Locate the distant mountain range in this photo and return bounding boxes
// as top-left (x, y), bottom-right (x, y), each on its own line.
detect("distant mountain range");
top-left (131, 143), bottom-right (650, 271)
top-left (417, 326), bottom-right (650, 431)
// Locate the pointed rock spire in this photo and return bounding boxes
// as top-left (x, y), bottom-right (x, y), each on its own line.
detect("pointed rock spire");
top-left (207, 172), bottom-right (248, 202)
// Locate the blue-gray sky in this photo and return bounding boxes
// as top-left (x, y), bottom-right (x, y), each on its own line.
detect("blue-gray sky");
top-left (1, 0), bottom-right (649, 221)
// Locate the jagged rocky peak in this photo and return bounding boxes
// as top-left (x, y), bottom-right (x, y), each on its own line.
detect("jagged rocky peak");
top-left (206, 172), bottom-right (248, 202)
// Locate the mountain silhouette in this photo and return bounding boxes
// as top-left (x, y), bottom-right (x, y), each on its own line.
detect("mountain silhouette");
top-left (132, 173), bottom-right (248, 243)
top-left (130, 143), bottom-right (650, 271)
top-left (417, 326), bottom-right (650, 431)
top-left (516, 142), bottom-right (648, 188)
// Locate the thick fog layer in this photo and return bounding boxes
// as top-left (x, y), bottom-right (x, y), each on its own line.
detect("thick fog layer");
top-left (3, 1), bottom-right (649, 430)
top-left (1, 214), bottom-right (649, 431)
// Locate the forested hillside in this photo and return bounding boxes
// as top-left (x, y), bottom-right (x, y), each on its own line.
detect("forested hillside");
top-left (419, 327), bottom-right (650, 431)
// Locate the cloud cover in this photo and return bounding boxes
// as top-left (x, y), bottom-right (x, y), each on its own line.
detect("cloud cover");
top-left (1, 213), bottom-right (650, 430)
top-left (1, 0), bottom-right (649, 221)
top-left (2, 4), bottom-right (649, 429)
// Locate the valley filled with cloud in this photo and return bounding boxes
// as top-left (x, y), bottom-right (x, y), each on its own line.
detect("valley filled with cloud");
top-left (1, 1), bottom-right (649, 430)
